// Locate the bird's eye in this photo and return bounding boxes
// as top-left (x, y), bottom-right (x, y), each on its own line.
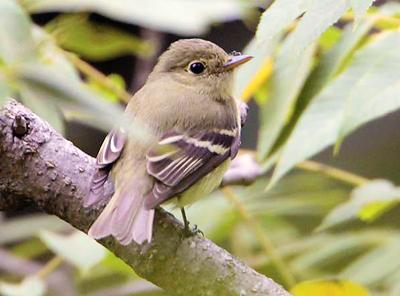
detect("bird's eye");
top-left (189, 61), bottom-right (205, 74)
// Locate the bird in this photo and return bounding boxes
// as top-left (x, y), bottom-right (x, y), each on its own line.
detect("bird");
top-left (85, 38), bottom-right (252, 245)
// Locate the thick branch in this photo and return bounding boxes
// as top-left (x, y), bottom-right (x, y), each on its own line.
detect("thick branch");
top-left (0, 100), bottom-right (291, 296)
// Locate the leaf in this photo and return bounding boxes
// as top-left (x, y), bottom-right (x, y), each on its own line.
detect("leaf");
top-left (283, 0), bottom-right (352, 58)
top-left (340, 238), bottom-right (400, 285)
top-left (0, 214), bottom-right (72, 244)
top-left (256, 0), bottom-right (309, 44)
top-left (351, 0), bottom-right (376, 24)
top-left (318, 26), bottom-right (342, 51)
top-left (291, 280), bottom-right (369, 296)
top-left (234, 36), bottom-right (278, 102)
top-left (39, 230), bottom-right (107, 273)
top-left (15, 62), bottom-right (124, 133)
top-left (292, 234), bottom-right (373, 272)
top-left (379, 2), bottom-right (400, 15)
top-left (45, 14), bottom-right (153, 61)
top-left (23, 0), bottom-right (249, 36)
top-left (302, 19), bottom-right (374, 102)
top-left (102, 252), bottom-right (135, 275)
top-left (257, 0), bottom-right (375, 58)
top-left (32, 26), bottom-right (80, 82)
top-left (19, 87), bottom-right (65, 134)
top-left (318, 180), bottom-right (400, 230)
top-left (337, 31), bottom-right (400, 141)
top-left (257, 37), bottom-right (316, 161)
top-left (0, 276), bottom-right (46, 296)
top-left (271, 31), bottom-right (400, 186)
top-left (261, 19), bottom-right (373, 168)
top-left (0, 0), bottom-right (38, 64)
top-left (0, 72), bottom-right (12, 104)
top-left (88, 73), bottom-right (126, 103)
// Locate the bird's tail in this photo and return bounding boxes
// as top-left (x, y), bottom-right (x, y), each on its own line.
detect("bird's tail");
top-left (88, 187), bottom-right (155, 245)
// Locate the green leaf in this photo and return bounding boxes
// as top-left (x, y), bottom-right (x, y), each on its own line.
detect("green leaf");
top-left (102, 252), bottom-right (135, 275)
top-left (302, 19), bottom-right (374, 102)
top-left (340, 238), bottom-right (400, 285)
top-left (0, 0), bottom-right (38, 64)
top-left (292, 233), bottom-right (376, 272)
top-left (88, 73), bottom-right (126, 103)
top-left (23, 0), bottom-right (249, 36)
top-left (0, 72), bottom-right (12, 105)
top-left (283, 0), bottom-right (352, 57)
top-left (234, 37), bottom-right (278, 102)
top-left (39, 230), bottom-right (107, 273)
top-left (318, 26), bottom-right (342, 51)
top-left (351, 0), bottom-right (376, 24)
top-left (257, 0), bottom-right (375, 57)
top-left (261, 19), bottom-right (373, 169)
top-left (32, 26), bottom-right (80, 82)
top-left (257, 37), bottom-right (316, 161)
top-left (0, 277), bottom-right (46, 296)
top-left (271, 31), bottom-right (400, 186)
top-left (19, 87), bottom-right (65, 134)
top-left (318, 180), bottom-right (400, 231)
top-left (45, 14), bottom-right (153, 61)
top-left (337, 31), bottom-right (400, 141)
top-left (11, 238), bottom-right (48, 259)
top-left (15, 61), bottom-right (154, 145)
top-left (256, 0), bottom-right (309, 45)
top-left (0, 214), bottom-right (71, 244)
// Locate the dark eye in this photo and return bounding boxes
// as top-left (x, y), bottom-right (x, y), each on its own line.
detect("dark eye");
top-left (189, 62), bottom-right (205, 74)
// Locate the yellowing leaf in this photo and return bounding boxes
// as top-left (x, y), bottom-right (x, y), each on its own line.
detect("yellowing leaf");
top-left (291, 280), bottom-right (369, 296)
top-left (358, 200), bottom-right (398, 222)
top-left (240, 57), bottom-right (273, 103)
top-left (318, 180), bottom-right (400, 231)
top-left (319, 27), bottom-right (342, 51)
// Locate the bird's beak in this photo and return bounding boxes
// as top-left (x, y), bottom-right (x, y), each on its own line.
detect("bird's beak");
top-left (222, 55), bottom-right (253, 71)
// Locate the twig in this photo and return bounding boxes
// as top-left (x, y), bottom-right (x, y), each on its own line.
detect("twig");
top-left (64, 52), bottom-right (132, 104)
top-left (296, 160), bottom-right (369, 186)
top-left (221, 187), bottom-right (297, 289)
top-left (37, 255), bottom-right (64, 279)
top-left (0, 248), bottom-right (75, 296)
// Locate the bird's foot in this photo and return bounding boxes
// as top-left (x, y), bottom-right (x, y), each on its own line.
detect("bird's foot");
top-left (184, 224), bottom-right (204, 237)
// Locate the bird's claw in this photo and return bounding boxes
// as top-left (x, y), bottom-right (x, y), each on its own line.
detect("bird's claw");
top-left (184, 224), bottom-right (203, 237)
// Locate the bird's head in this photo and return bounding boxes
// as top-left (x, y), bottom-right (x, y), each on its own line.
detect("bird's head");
top-left (149, 39), bottom-right (252, 99)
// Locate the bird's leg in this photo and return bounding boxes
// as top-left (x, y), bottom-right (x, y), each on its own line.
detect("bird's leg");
top-left (180, 208), bottom-right (203, 237)
top-left (180, 207), bottom-right (190, 233)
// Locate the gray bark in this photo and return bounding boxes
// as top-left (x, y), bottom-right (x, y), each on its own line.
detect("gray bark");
top-left (0, 99), bottom-right (291, 296)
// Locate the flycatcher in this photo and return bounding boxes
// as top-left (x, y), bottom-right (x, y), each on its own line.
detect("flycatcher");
top-left (85, 39), bottom-right (252, 245)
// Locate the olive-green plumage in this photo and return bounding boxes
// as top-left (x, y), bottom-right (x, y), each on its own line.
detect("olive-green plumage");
top-left (86, 39), bottom-right (252, 245)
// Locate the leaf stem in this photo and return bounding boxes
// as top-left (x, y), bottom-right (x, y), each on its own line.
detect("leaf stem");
top-left (296, 160), bottom-right (369, 186)
top-left (221, 186), bottom-right (297, 289)
top-left (64, 52), bottom-right (132, 104)
top-left (37, 255), bottom-right (64, 279)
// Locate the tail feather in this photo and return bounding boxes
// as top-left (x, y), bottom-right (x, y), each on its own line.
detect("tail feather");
top-left (88, 190), bottom-right (155, 245)
top-left (133, 208), bottom-right (154, 244)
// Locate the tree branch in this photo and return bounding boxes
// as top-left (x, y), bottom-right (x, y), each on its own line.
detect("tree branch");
top-left (0, 100), bottom-right (291, 296)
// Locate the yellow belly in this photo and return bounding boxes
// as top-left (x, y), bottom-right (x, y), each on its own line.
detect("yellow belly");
top-left (170, 159), bottom-right (231, 208)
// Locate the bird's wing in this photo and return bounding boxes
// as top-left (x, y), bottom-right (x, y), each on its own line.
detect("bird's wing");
top-left (85, 127), bottom-right (126, 206)
top-left (145, 128), bottom-right (239, 209)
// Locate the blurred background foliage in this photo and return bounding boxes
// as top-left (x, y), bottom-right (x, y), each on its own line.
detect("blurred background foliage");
top-left (1, 0), bottom-right (400, 295)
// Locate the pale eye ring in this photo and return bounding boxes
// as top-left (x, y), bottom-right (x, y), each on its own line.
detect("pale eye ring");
top-left (188, 61), bottom-right (206, 74)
